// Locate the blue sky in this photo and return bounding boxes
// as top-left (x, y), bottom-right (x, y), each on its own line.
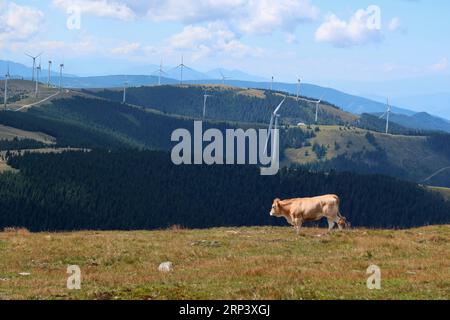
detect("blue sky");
top-left (1, 0), bottom-right (449, 97)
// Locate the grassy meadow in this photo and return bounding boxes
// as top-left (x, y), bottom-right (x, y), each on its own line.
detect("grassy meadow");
top-left (0, 226), bottom-right (449, 300)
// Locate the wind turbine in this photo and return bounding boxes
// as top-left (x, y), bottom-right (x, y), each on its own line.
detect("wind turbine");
top-left (264, 97), bottom-right (286, 156)
top-left (59, 62), bottom-right (64, 91)
top-left (3, 64), bottom-right (10, 110)
top-left (315, 94), bottom-right (325, 123)
top-left (379, 98), bottom-right (391, 134)
top-left (123, 79), bottom-right (128, 104)
top-left (35, 59), bottom-right (41, 97)
top-left (174, 55), bottom-right (192, 85)
top-left (296, 78), bottom-right (302, 101)
top-left (203, 91), bottom-right (212, 118)
top-left (270, 76), bottom-right (274, 91)
top-left (48, 60), bottom-right (52, 87)
top-left (219, 71), bottom-right (230, 85)
top-left (153, 59), bottom-right (167, 86)
top-left (25, 52), bottom-right (43, 81)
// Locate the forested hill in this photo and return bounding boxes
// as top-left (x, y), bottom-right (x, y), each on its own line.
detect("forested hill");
top-left (0, 150), bottom-right (449, 232)
top-left (83, 85), bottom-right (358, 126)
top-left (1, 94), bottom-right (449, 187)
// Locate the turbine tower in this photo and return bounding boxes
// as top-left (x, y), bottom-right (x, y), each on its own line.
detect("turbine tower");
top-left (315, 94), bottom-right (325, 123)
top-left (123, 80), bottom-right (128, 104)
top-left (153, 59), bottom-right (167, 86)
top-left (296, 78), bottom-right (302, 101)
top-left (270, 76), bottom-right (274, 91)
top-left (48, 60), bottom-right (52, 87)
top-left (174, 55), bottom-right (191, 85)
top-left (3, 64), bottom-right (10, 110)
top-left (35, 59), bottom-right (41, 98)
top-left (59, 63), bottom-right (64, 91)
top-left (264, 97), bottom-right (286, 156)
top-left (203, 92), bottom-right (212, 118)
top-left (379, 98), bottom-right (391, 134)
top-left (25, 52), bottom-right (43, 81)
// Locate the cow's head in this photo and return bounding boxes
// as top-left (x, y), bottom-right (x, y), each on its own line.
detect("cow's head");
top-left (337, 216), bottom-right (351, 229)
top-left (270, 198), bottom-right (282, 217)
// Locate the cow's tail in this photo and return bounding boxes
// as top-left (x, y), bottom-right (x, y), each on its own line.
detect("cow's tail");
top-left (334, 195), bottom-right (345, 219)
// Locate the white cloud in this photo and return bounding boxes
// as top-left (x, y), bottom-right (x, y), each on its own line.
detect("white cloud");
top-left (237, 0), bottom-right (319, 35)
top-left (111, 42), bottom-right (141, 55)
top-left (0, 2), bottom-right (44, 42)
top-left (285, 33), bottom-right (298, 44)
top-left (388, 17), bottom-right (401, 32)
top-left (145, 0), bottom-right (244, 24)
top-left (10, 37), bottom-right (99, 57)
top-left (53, 0), bottom-right (318, 35)
top-left (167, 23), bottom-right (262, 60)
top-left (430, 57), bottom-right (449, 72)
top-left (315, 7), bottom-right (383, 47)
top-left (52, 0), bottom-right (135, 21)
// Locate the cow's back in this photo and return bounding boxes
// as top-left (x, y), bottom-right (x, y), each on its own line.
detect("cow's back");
top-left (290, 195), bottom-right (340, 221)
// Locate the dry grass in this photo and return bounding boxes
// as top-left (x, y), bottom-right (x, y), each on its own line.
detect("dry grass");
top-left (0, 226), bottom-right (449, 300)
top-left (0, 125), bottom-right (55, 144)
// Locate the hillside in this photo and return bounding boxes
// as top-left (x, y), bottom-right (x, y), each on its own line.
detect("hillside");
top-left (3, 60), bottom-right (449, 132)
top-left (0, 225), bottom-right (449, 300)
top-left (0, 79), bottom-right (60, 111)
top-left (83, 85), bottom-right (358, 126)
top-left (0, 84), bottom-right (450, 188)
top-left (284, 125), bottom-right (450, 187)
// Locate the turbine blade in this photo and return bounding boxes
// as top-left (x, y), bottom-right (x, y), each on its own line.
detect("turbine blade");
top-left (183, 65), bottom-right (195, 71)
top-left (273, 98), bottom-right (286, 115)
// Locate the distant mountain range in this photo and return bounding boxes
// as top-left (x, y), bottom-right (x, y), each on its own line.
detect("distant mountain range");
top-left (1, 59), bottom-right (449, 132)
top-left (0, 60), bottom-right (75, 79)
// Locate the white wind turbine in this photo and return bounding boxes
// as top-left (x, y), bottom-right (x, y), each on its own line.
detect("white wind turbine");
top-left (59, 62), bottom-right (64, 91)
top-left (35, 59), bottom-right (41, 98)
top-left (25, 52), bottom-right (43, 81)
top-left (48, 60), bottom-right (52, 87)
top-left (296, 77), bottom-right (302, 101)
top-left (315, 94), bottom-right (325, 123)
top-left (379, 98), bottom-right (391, 134)
top-left (219, 71), bottom-right (230, 85)
top-left (203, 91), bottom-right (212, 118)
top-left (3, 64), bottom-right (10, 110)
top-left (123, 79), bottom-right (128, 104)
top-left (270, 76), bottom-right (274, 91)
top-left (264, 97), bottom-right (287, 156)
top-left (174, 55), bottom-right (193, 85)
top-left (153, 59), bottom-right (167, 86)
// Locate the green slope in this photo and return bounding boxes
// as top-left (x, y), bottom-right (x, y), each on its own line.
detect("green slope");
top-left (285, 125), bottom-right (450, 187)
top-left (83, 85), bottom-right (358, 126)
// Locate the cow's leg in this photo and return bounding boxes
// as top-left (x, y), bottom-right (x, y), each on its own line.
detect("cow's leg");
top-left (293, 218), bottom-right (303, 235)
top-left (327, 218), bottom-right (335, 233)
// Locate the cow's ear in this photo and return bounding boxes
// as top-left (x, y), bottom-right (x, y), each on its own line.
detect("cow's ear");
top-left (274, 198), bottom-right (281, 206)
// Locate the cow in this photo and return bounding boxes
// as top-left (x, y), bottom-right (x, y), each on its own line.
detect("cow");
top-left (269, 194), bottom-right (350, 234)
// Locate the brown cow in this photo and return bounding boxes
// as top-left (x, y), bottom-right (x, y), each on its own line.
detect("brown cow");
top-left (269, 194), bottom-right (349, 234)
